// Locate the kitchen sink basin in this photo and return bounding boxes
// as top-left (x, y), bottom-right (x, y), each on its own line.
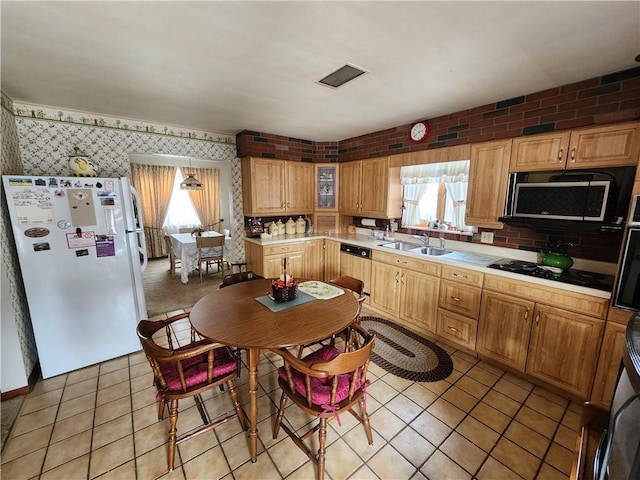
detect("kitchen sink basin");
top-left (379, 241), bottom-right (421, 251)
top-left (409, 246), bottom-right (453, 256)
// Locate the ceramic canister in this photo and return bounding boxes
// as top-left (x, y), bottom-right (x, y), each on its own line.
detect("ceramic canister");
top-left (285, 218), bottom-right (296, 235)
top-left (295, 216), bottom-right (306, 234)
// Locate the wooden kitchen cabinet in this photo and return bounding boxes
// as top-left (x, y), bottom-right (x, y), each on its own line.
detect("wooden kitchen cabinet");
top-left (590, 321), bottom-right (626, 409)
top-left (437, 265), bottom-right (483, 350)
top-left (466, 139), bottom-right (512, 229)
top-left (241, 157), bottom-right (314, 216)
top-left (510, 121), bottom-right (640, 172)
top-left (323, 239), bottom-right (340, 282)
top-left (313, 164), bottom-right (340, 235)
top-left (369, 250), bottom-right (440, 334)
top-left (526, 304), bottom-right (604, 399)
top-left (244, 241), bottom-right (306, 278)
top-left (478, 290), bottom-right (534, 371)
top-left (339, 156), bottom-right (403, 218)
top-left (304, 239), bottom-right (324, 281)
top-left (479, 274), bottom-right (608, 399)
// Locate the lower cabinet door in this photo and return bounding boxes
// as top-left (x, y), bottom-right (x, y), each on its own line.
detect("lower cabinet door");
top-left (526, 304), bottom-right (604, 399)
top-left (399, 270), bottom-right (439, 334)
top-left (477, 291), bottom-right (534, 371)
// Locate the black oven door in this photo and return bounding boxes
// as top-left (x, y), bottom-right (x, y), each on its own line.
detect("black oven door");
top-left (614, 228), bottom-right (640, 311)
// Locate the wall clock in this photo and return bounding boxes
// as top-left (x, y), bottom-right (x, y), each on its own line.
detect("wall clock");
top-left (410, 121), bottom-right (430, 144)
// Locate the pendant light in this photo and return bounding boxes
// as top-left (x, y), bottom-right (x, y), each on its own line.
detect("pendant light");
top-left (180, 158), bottom-right (203, 190)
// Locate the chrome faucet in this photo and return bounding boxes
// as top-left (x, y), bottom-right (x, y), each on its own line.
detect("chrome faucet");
top-left (439, 237), bottom-right (446, 250)
top-left (413, 234), bottom-right (430, 246)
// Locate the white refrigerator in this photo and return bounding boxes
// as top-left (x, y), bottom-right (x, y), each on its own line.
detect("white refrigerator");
top-left (2, 175), bottom-right (147, 378)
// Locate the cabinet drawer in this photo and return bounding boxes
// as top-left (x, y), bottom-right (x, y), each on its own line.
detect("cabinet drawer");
top-left (438, 280), bottom-right (481, 318)
top-left (437, 308), bottom-right (477, 351)
top-left (372, 250), bottom-right (441, 277)
top-left (441, 265), bottom-right (483, 287)
top-left (484, 274), bottom-right (609, 319)
top-left (263, 242), bottom-right (305, 256)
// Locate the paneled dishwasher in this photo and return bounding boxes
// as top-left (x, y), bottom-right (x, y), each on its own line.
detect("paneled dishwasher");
top-left (339, 243), bottom-right (372, 302)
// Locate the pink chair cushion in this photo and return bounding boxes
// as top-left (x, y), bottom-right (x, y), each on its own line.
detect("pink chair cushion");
top-left (175, 339), bottom-right (208, 371)
top-left (158, 345), bottom-right (237, 392)
top-left (278, 345), bottom-right (367, 406)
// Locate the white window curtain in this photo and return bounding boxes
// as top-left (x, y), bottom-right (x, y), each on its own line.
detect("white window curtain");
top-left (400, 160), bottom-right (470, 228)
top-left (444, 182), bottom-right (468, 230)
top-left (402, 183), bottom-right (430, 226)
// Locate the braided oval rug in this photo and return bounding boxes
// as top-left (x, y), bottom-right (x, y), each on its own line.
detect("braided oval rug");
top-left (360, 316), bottom-right (453, 382)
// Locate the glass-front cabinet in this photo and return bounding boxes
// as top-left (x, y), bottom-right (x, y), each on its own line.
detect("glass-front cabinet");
top-left (316, 165), bottom-right (338, 209)
top-left (314, 164), bottom-right (339, 234)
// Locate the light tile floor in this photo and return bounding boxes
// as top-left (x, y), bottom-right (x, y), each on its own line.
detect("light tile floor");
top-left (1, 308), bottom-right (579, 479)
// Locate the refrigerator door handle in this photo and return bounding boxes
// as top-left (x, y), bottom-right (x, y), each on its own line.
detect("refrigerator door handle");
top-left (128, 182), bottom-right (148, 272)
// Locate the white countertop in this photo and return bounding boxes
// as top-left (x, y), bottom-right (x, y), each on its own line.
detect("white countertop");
top-left (245, 228), bottom-right (616, 299)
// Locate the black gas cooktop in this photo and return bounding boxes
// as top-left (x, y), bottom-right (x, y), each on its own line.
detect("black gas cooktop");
top-left (487, 259), bottom-right (614, 292)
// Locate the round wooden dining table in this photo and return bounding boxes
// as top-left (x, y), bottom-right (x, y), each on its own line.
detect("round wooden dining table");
top-left (189, 278), bottom-right (358, 462)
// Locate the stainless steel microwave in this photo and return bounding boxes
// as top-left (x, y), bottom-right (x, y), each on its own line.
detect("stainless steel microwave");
top-left (512, 180), bottom-right (611, 221)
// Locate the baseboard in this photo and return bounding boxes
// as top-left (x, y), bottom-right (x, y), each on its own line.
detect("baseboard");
top-left (0, 362), bottom-right (41, 401)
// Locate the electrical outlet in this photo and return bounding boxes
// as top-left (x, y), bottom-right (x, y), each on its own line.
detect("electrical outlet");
top-left (481, 232), bottom-right (494, 244)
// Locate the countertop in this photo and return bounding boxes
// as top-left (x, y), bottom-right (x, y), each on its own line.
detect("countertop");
top-left (245, 229), bottom-right (616, 299)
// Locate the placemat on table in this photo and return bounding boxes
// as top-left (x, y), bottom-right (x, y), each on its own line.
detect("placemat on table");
top-left (255, 290), bottom-right (316, 312)
top-left (297, 281), bottom-right (344, 300)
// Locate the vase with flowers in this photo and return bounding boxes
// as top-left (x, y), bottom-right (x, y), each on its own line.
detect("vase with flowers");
top-left (271, 258), bottom-right (298, 302)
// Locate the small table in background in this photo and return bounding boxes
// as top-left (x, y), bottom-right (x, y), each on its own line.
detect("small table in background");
top-left (170, 231), bottom-right (231, 284)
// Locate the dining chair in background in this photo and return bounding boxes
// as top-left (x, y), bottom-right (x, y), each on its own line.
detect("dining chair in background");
top-left (297, 275), bottom-right (366, 358)
top-left (272, 322), bottom-right (375, 480)
top-left (178, 227), bottom-right (193, 233)
top-left (218, 271), bottom-right (265, 376)
top-left (195, 234), bottom-right (227, 282)
top-left (136, 312), bottom-right (248, 471)
top-left (164, 235), bottom-right (181, 274)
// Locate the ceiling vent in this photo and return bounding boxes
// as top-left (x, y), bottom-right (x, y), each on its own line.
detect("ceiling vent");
top-left (318, 64), bottom-right (367, 88)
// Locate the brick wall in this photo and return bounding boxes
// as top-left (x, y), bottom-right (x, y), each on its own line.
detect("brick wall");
top-left (236, 66), bottom-right (640, 262)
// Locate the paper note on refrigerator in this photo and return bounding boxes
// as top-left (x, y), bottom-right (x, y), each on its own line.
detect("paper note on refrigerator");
top-left (9, 186), bottom-right (54, 224)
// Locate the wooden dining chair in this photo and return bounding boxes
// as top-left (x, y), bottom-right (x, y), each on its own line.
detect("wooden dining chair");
top-left (178, 227), bottom-right (193, 233)
top-left (219, 271), bottom-right (265, 376)
top-left (195, 235), bottom-right (226, 282)
top-left (163, 235), bottom-right (181, 274)
top-left (297, 275), bottom-right (366, 358)
top-left (272, 323), bottom-right (375, 480)
top-left (136, 312), bottom-right (247, 472)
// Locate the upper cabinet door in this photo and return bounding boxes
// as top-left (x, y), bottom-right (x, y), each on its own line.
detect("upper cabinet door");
top-left (568, 122), bottom-right (640, 169)
top-left (339, 161), bottom-right (362, 215)
top-left (466, 140), bottom-right (512, 229)
top-left (360, 157), bottom-right (392, 217)
top-left (242, 157), bottom-right (286, 216)
top-left (510, 131), bottom-right (571, 172)
top-left (314, 164), bottom-right (338, 210)
top-left (285, 161), bottom-right (314, 213)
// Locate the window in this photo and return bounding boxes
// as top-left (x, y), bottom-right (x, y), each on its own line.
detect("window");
top-left (163, 168), bottom-right (201, 229)
top-left (401, 160), bottom-right (472, 233)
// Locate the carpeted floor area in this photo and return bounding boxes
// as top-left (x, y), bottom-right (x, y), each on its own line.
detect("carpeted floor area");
top-left (143, 257), bottom-right (226, 317)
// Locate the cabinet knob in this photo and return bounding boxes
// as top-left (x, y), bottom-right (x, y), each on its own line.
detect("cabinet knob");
top-left (558, 148), bottom-right (564, 162)
top-left (524, 308), bottom-right (529, 321)
top-left (535, 312), bottom-right (540, 325)
top-left (451, 296), bottom-right (461, 302)
top-left (570, 146), bottom-right (576, 162)
top-left (447, 326), bottom-right (460, 333)
top-left (453, 273), bottom-right (468, 279)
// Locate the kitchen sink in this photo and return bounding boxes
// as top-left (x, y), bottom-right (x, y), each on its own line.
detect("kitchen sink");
top-left (379, 241), bottom-right (421, 251)
top-left (409, 246), bottom-right (453, 256)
